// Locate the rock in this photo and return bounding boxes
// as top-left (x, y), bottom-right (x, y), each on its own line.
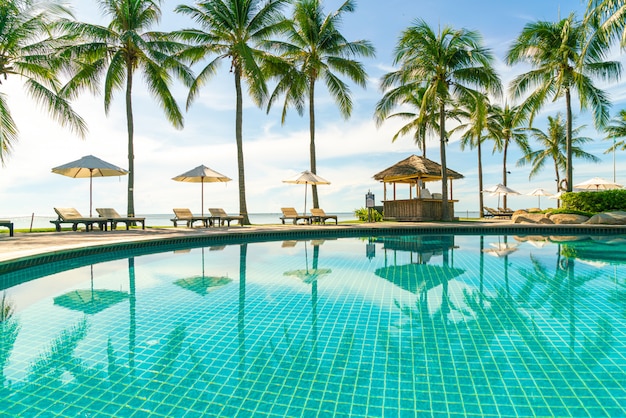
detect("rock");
top-left (513, 213), bottom-right (552, 223)
top-left (585, 211), bottom-right (626, 225)
top-left (549, 214), bottom-right (589, 224)
top-left (527, 207), bottom-right (542, 213)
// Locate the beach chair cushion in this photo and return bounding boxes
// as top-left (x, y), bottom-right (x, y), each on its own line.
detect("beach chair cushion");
top-left (310, 208), bottom-right (338, 225)
top-left (280, 208), bottom-right (311, 225)
top-left (51, 208), bottom-right (107, 232)
top-left (208, 208), bottom-right (243, 227)
top-left (96, 208), bottom-right (145, 230)
top-left (171, 208), bottom-right (212, 228)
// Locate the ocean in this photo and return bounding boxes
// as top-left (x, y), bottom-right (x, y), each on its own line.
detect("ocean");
top-left (8, 211), bottom-right (482, 231)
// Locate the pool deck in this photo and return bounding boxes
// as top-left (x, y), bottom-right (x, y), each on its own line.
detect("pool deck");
top-left (1, 220), bottom-right (626, 266)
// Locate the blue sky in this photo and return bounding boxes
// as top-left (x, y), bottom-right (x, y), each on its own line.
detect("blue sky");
top-left (2, 0), bottom-right (622, 219)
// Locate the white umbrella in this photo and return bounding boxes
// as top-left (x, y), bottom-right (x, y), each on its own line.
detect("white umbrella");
top-left (527, 188), bottom-right (553, 209)
top-left (172, 165), bottom-right (231, 216)
top-left (482, 183), bottom-right (520, 208)
top-left (52, 155), bottom-right (128, 216)
top-left (283, 170), bottom-right (331, 215)
top-left (549, 191), bottom-right (564, 200)
top-left (574, 176), bottom-right (623, 191)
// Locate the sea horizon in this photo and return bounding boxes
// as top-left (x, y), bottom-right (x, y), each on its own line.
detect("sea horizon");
top-left (7, 211), bottom-right (483, 231)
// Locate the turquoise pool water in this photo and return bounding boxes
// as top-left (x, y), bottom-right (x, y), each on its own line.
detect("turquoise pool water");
top-left (1, 233), bottom-right (626, 416)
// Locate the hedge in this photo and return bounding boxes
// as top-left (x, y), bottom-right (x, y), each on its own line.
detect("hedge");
top-left (561, 189), bottom-right (626, 213)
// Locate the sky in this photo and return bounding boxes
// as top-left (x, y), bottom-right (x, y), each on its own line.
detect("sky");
top-left (2, 0), bottom-right (622, 220)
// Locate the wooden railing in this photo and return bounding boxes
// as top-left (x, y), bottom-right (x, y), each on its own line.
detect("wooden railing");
top-left (382, 199), bottom-right (457, 221)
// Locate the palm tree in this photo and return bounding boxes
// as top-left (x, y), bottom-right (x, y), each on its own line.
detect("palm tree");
top-left (0, 0), bottom-right (86, 165)
top-left (58, 0), bottom-right (192, 218)
top-left (374, 83), bottom-right (438, 158)
top-left (452, 90), bottom-right (490, 216)
top-left (486, 103), bottom-right (531, 209)
top-left (517, 113), bottom-right (600, 192)
top-left (603, 109), bottom-right (626, 152)
top-left (175, 0), bottom-right (289, 225)
top-left (265, 0), bottom-right (375, 209)
top-left (585, 0), bottom-right (626, 48)
top-left (381, 19), bottom-right (501, 220)
top-left (506, 13), bottom-right (620, 192)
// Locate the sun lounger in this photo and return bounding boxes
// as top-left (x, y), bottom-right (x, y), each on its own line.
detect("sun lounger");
top-left (310, 208), bottom-right (338, 225)
top-left (50, 208), bottom-right (108, 232)
top-left (485, 207), bottom-right (512, 218)
top-left (280, 207), bottom-right (312, 225)
top-left (0, 220), bottom-right (14, 237)
top-left (171, 208), bottom-right (213, 228)
top-left (96, 208), bottom-right (145, 230)
top-left (208, 208), bottom-right (244, 227)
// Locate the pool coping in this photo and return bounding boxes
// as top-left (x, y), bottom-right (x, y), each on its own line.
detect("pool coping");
top-left (2, 221), bottom-right (626, 276)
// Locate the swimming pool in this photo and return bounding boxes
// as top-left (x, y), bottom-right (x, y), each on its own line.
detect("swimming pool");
top-left (1, 233), bottom-right (625, 416)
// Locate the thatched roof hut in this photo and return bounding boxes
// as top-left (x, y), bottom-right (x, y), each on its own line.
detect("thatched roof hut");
top-left (373, 154), bottom-right (464, 183)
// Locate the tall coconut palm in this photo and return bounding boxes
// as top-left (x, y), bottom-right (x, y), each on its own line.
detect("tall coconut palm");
top-left (0, 0), bottom-right (86, 166)
top-left (452, 90), bottom-right (490, 216)
top-left (382, 19), bottom-right (501, 220)
top-left (374, 83), bottom-right (438, 158)
top-left (516, 113), bottom-right (599, 192)
top-left (175, 0), bottom-right (289, 225)
top-left (506, 13), bottom-right (620, 192)
top-left (486, 103), bottom-right (531, 209)
top-left (58, 0), bottom-right (192, 218)
top-left (265, 0), bottom-right (375, 209)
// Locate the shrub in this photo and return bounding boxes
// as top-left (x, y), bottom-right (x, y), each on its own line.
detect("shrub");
top-left (544, 208), bottom-right (594, 218)
top-left (561, 189), bottom-right (626, 213)
top-left (354, 207), bottom-right (383, 222)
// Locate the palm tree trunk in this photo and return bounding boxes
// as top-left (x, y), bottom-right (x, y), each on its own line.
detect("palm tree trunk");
top-left (565, 89), bottom-right (573, 192)
top-left (439, 101), bottom-right (450, 221)
top-left (554, 164), bottom-right (561, 207)
top-left (309, 78), bottom-right (319, 209)
top-left (477, 137), bottom-right (484, 215)
top-left (503, 138), bottom-right (509, 209)
top-left (126, 65), bottom-right (135, 217)
top-left (235, 67), bottom-right (250, 225)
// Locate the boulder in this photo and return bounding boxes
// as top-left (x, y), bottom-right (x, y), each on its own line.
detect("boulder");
top-left (549, 214), bottom-right (589, 224)
top-left (513, 213), bottom-right (552, 224)
top-left (585, 211), bottom-right (626, 225)
top-left (526, 207), bottom-right (542, 213)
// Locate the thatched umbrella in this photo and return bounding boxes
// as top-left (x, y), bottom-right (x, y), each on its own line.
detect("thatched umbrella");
top-left (373, 155), bottom-right (464, 199)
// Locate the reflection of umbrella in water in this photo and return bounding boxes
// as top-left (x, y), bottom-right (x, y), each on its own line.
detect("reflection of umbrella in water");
top-left (374, 264), bottom-right (465, 294)
top-left (53, 265), bottom-right (128, 314)
top-left (172, 165), bottom-right (232, 217)
top-left (283, 240), bottom-right (331, 284)
top-left (283, 170), bottom-right (331, 215)
top-left (483, 242), bottom-right (518, 257)
top-left (283, 240), bottom-right (329, 361)
top-left (52, 155), bottom-right (128, 217)
top-left (174, 247), bottom-right (232, 295)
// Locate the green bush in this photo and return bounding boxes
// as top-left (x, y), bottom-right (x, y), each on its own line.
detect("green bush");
top-left (544, 208), bottom-right (594, 217)
top-left (354, 207), bottom-right (383, 222)
top-left (561, 189), bottom-right (626, 213)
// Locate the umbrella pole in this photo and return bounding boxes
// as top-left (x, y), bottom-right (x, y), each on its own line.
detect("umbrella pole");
top-left (201, 179), bottom-right (204, 217)
top-left (89, 170), bottom-right (93, 217)
top-left (304, 184), bottom-right (308, 215)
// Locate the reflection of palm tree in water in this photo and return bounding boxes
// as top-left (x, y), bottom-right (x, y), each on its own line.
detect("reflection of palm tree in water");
top-left (0, 293), bottom-right (19, 391)
top-left (239, 243), bottom-right (247, 377)
top-left (384, 239), bottom-right (616, 413)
